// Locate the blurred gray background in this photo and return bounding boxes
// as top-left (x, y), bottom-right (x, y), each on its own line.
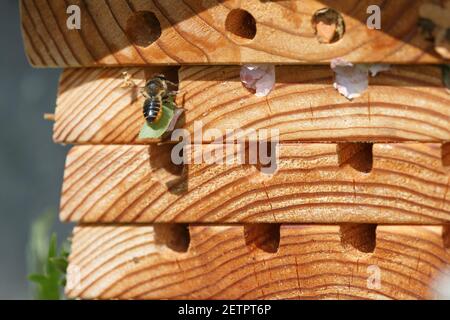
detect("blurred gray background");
top-left (0, 0), bottom-right (71, 299)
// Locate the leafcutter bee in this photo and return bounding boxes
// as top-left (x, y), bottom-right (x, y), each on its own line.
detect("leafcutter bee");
top-left (140, 74), bottom-right (178, 124)
top-left (121, 72), bottom-right (178, 124)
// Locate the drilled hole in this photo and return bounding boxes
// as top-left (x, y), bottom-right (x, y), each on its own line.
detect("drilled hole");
top-left (340, 224), bottom-right (377, 254)
top-left (144, 67), bottom-right (179, 85)
top-left (225, 9), bottom-right (257, 42)
top-left (312, 8), bottom-right (345, 44)
top-left (154, 224), bottom-right (190, 252)
top-left (442, 143), bottom-right (450, 170)
top-left (337, 142), bottom-right (373, 173)
top-left (244, 224), bottom-right (280, 253)
top-left (126, 11), bottom-right (162, 47)
top-left (443, 225), bottom-right (450, 250)
top-left (148, 144), bottom-right (184, 177)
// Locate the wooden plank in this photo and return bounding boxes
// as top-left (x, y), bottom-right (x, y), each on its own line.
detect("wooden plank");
top-left (59, 143), bottom-right (450, 223)
top-left (53, 65), bottom-right (450, 144)
top-left (53, 67), bottom-right (176, 144)
top-left (65, 224), bottom-right (450, 299)
top-left (21, 0), bottom-right (445, 67)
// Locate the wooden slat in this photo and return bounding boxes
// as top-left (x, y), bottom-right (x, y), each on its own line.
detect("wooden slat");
top-left (53, 65), bottom-right (450, 144)
top-left (21, 0), bottom-right (444, 67)
top-left (59, 143), bottom-right (450, 223)
top-left (66, 224), bottom-right (450, 299)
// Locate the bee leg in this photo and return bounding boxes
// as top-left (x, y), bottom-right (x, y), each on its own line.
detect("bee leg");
top-left (162, 97), bottom-right (172, 104)
top-left (162, 91), bottom-right (180, 105)
top-left (140, 87), bottom-right (150, 99)
top-left (165, 90), bottom-right (179, 97)
top-left (153, 74), bottom-right (177, 85)
top-left (162, 95), bottom-right (179, 107)
top-left (165, 79), bottom-right (179, 87)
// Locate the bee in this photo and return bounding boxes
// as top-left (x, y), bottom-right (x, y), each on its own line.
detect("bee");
top-left (141, 75), bottom-right (178, 124)
top-left (122, 72), bottom-right (178, 124)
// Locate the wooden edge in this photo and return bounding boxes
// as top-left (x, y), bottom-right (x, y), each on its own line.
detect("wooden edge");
top-left (53, 65), bottom-right (450, 144)
top-left (65, 224), bottom-right (450, 299)
top-left (59, 143), bottom-right (450, 223)
top-left (21, 0), bottom-right (447, 67)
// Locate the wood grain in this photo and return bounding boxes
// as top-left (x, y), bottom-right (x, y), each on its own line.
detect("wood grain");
top-left (59, 143), bottom-right (450, 223)
top-left (53, 65), bottom-right (450, 144)
top-left (65, 224), bottom-right (450, 299)
top-left (21, 0), bottom-right (445, 66)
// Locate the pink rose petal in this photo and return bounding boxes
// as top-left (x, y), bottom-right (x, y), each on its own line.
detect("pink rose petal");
top-left (240, 64), bottom-right (275, 97)
top-left (331, 59), bottom-right (368, 100)
top-left (368, 64), bottom-right (391, 77)
top-left (331, 60), bottom-right (390, 100)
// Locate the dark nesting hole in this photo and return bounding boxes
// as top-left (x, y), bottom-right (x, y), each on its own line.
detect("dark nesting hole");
top-left (443, 65), bottom-right (450, 90)
top-left (126, 11), bottom-right (162, 47)
top-left (340, 224), bottom-right (377, 254)
top-left (154, 224), bottom-right (190, 253)
top-left (148, 144), bottom-right (187, 195)
top-left (244, 224), bottom-right (280, 253)
top-left (418, 18), bottom-right (436, 42)
top-left (443, 225), bottom-right (450, 250)
top-left (337, 142), bottom-right (373, 173)
top-left (312, 8), bottom-right (345, 44)
top-left (148, 144), bottom-right (184, 176)
top-left (442, 143), bottom-right (450, 170)
top-left (144, 67), bottom-right (179, 85)
top-left (225, 9), bottom-right (257, 42)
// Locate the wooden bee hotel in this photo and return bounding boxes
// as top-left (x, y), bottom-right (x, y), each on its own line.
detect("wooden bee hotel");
top-left (21, 0), bottom-right (450, 299)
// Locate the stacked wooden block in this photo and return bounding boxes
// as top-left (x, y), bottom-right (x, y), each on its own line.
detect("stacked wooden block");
top-left (21, 0), bottom-right (450, 299)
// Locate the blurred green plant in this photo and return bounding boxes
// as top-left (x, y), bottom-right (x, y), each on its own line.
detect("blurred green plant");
top-left (26, 210), bottom-right (70, 300)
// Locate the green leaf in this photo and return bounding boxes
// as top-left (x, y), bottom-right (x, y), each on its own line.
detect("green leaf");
top-left (27, 213), bottom-right (72, 300)
top-left (28, 274), bottom-right (48, 284)
top-left (138, 102), bottom-right (176, 140)
top-left (48, 234), bottom-right (57, 258)
top-left (46, 233), bottom-right (58, 275)
top-left (49, 257), bottom-right (68, 274)
top-left (26, 210), bottom-right (55, 276)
